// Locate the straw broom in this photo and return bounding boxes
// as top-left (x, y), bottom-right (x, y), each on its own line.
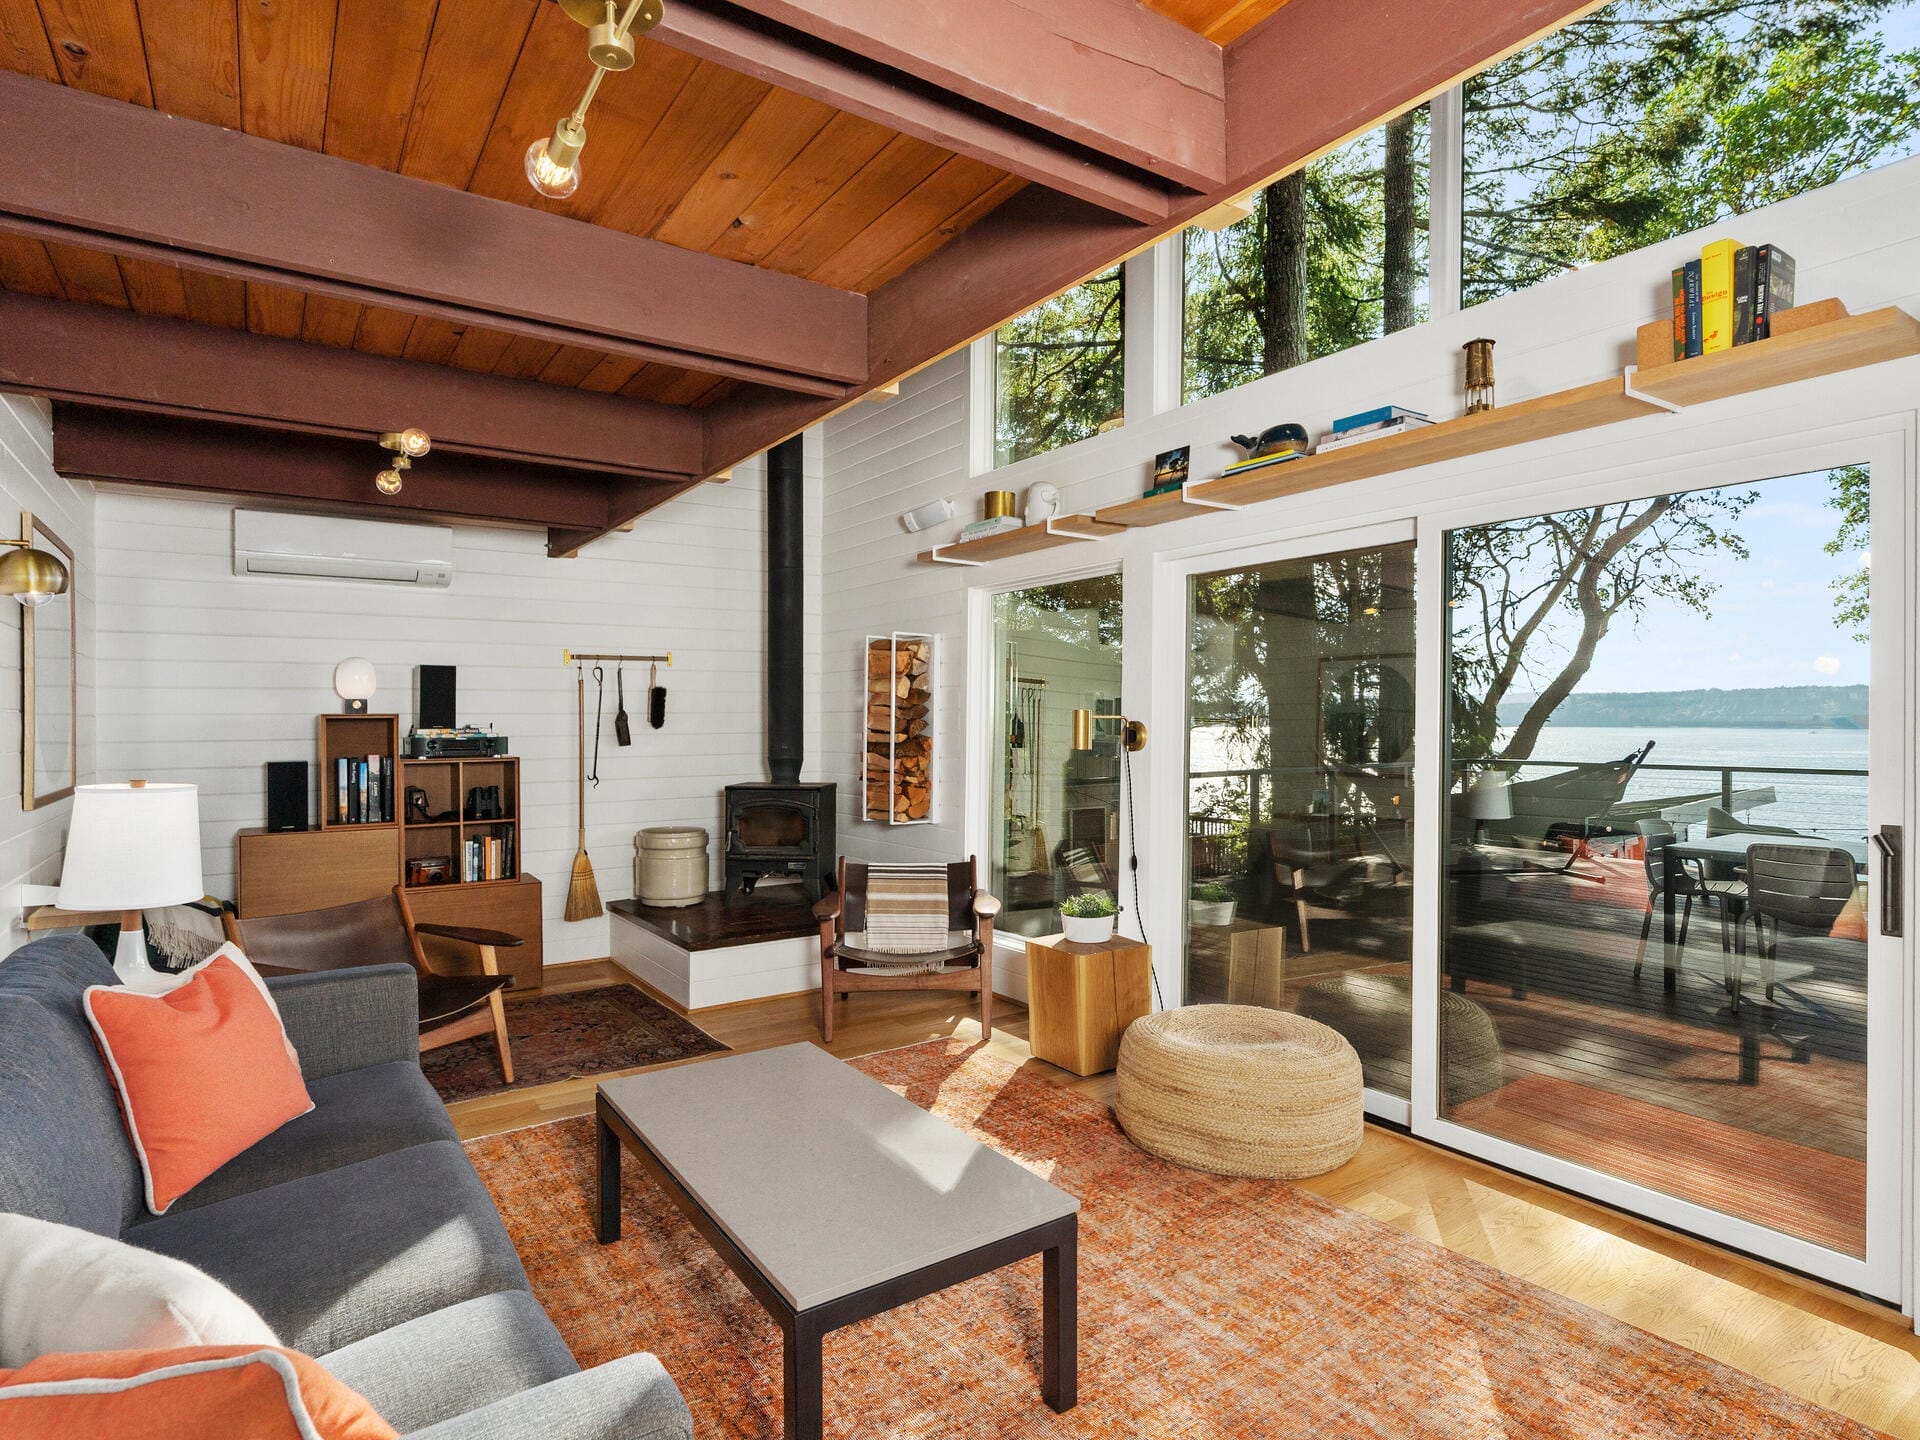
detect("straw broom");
top-left (565, 666), bottom-right (603, 921)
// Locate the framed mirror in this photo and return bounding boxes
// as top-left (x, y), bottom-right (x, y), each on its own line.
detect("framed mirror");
top-left (22, 511), bottom-right (75, 810)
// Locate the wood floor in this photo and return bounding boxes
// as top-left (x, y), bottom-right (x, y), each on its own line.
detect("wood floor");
top-left (450, 962), bottom-right (1920, 1437)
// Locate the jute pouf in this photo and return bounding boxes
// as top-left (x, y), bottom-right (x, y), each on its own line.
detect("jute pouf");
top-left (1296, 972), bottom-right (1505, 1107)
top-left (1114, 1005), bottom-right (1362, 1179)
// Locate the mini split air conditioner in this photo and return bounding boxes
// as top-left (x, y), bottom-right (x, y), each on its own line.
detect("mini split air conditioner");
top-left (232, 510), bottom-right (454, 588)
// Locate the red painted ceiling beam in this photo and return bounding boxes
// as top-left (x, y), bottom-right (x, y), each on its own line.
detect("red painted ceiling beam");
top-left (54, 405), bottom-right (664, 536)
top-left (0, 70), bottom-right (866, 396)
top-left (650, 0), bottom-right (1220, 219)
top-left (697, 0), bottom-right (1606, 485)
top-left (0, 291), bottom-right (707, 481)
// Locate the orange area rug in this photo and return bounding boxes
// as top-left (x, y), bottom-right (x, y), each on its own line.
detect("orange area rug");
top-left (465, 1040), bottom-right (1883, 1439)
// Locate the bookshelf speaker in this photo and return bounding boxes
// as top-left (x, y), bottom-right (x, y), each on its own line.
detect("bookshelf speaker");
top-left (266, 761), bottom-right (309, 833)
top-left (416, 664), bottom-right (457, 729)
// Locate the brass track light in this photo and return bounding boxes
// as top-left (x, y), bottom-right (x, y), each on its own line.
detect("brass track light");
top-left (528, 0), bottom-right (666, 200)
top-left (0, 521), bottom-right (69, 608)
top-left (375, 429), bottom-right (431, 495)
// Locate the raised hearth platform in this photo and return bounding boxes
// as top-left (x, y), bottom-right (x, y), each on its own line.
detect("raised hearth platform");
top-left (610, 890), bottom-right (818, 1011)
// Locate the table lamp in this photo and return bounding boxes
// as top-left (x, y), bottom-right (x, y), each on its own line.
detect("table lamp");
top-left (57, 781), bottom-right (204, 993)
top-left (1466, 768), bottom-right (1512, 846)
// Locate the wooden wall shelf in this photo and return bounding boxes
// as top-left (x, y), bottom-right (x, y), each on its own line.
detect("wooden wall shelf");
top-left (919, 514), bottom-right (1119, 565)
top-left (927, 305), bottom-right (1920, 567)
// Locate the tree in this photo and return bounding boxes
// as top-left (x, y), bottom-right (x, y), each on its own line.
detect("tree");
top-left (994, 268), bottom-right (1124, 466)
top-left (1447, 487), bottom-right (1756, 764)
top-left (1463, 1), bottom-right (1920, 303)
top-left (1824, 463), bottom-right (1871, 641)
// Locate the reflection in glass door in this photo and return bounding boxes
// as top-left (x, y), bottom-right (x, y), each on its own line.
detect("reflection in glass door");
top-left (1438, 465), bottom-right (1884, 1269)
top-left (1184, 541), bottom-right (1417, 1099)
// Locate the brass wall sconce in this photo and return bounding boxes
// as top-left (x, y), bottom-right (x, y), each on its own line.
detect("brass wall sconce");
top-left (1071, 708), bottom-right (1147, 752)
top-left (0, 519), bottom-right (70, 607)
top-left (375, 428), bottom-right (431, 496)
top-left (526, 0), bottom-right (667, 199)
top-left (1463, 337), bottom-right (1497, 414)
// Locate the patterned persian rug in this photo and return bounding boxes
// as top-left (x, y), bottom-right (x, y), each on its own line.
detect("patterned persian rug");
top-left (464, 1038), bottom-right (1884, 1439)
top-left (423, 984), bottom-right (726, 1103)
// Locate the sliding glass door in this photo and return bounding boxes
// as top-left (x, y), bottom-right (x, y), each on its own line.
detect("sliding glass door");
top-left (1183, 534), bottom-right (1417, 1109)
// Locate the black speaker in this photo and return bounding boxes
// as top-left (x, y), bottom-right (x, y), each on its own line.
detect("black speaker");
top-left (266, 761), bottom-right (309, 833)
top-left (416, 664), bottom-right (457, 729)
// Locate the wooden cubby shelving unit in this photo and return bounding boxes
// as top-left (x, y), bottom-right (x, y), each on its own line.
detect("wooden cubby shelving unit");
top-left (319, 713), bottom-right (399, 829)
top-left (918, 304), bottom-right (1920, 564)
top-left (400, 754), bottom-right (521, 889)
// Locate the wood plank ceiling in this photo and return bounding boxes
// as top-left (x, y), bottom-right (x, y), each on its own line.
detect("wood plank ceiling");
top-left (0, 0), bottom-right (1040, 408)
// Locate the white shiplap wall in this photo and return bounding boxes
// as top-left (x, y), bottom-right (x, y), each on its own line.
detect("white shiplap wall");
top-left (821, 153), bottom-right (1920, 1005)
top-left (0, 395), bottom-right (95, 953)
top-left (92, 432), bottom-right (824, 967)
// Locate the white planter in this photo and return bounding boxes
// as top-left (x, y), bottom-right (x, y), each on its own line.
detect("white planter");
top-left (1061, 913), bottom-right (1116, 944)
top-left (1188, 899), bottom-right (1238, 927)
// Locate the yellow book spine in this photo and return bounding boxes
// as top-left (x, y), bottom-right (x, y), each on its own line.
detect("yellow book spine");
top-left (1700, 238), bottom-right (1741, 353)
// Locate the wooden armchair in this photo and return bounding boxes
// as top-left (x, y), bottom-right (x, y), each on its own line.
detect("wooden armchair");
top-left (814, 856), bottom-right (999, 1043)
top-left (224, 883), bottom-right (524, 1083)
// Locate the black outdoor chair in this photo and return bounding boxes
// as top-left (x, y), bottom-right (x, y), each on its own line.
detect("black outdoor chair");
top-left (1732, 843), bottom-right (1858, 1010)
top-left (1632, 819), bottom-right (1748, 985)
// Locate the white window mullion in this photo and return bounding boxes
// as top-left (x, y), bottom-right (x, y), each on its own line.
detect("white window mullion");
top-left (1123, 235), bottom-right (1185, 424)
top-left (966, 335), bottom-right (996, 477)
top-left (1427, 85), bottom-right (1466, 319)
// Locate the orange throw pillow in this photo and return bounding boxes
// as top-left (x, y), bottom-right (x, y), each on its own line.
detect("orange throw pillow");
top-left (0, 1346), bottom-right (397, 1440)
top-left (85, 956), bottom-right (314, 1215)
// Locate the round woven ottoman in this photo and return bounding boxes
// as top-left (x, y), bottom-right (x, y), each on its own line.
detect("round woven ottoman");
top-left (1295, 973), bottom-right (1504, 1107)
top-left (1115, 1005), bottom-right (1362, 1178)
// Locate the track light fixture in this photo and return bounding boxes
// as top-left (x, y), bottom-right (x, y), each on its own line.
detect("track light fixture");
top-left (375, 429), bottom-right (431, 496)
top-left (527, 0), bottom-right (666, 200)
top-left (0, 520), bottom-right (69, 608)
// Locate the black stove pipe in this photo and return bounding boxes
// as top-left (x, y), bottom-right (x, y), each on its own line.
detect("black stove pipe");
top-left (765, 435), bottom-right (805, 784)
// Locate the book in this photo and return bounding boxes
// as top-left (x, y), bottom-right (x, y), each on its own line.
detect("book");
top-left (1329, 404), bottom-right (1427, 435)
top-left (1141, 479), bottom-right (1187, 499)
top-left (1670, 268), bottom-right (1686, 361)
top-left (1731, 244), bottom-right (1756, 345)
top-left (368, 755), bottom-right (382, 824)
top-left (1219, 452), bottom-right (1303, 476)
top-left (1753, 243), bottom-right (1795, 340)
top-left (1700, 238), bottom-right (1741, 353)
top-left (337, 758), bottom-right (348, 824)
top-left (1682, 259), bottom-right (1703, 357)
top-left (1314, 417), bottom-right (1431, 454)
top-left (1329, 414), bottom-right (1434, 442)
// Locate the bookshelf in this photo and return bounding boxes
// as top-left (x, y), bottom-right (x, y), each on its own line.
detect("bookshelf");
top-left (398, 755), bottom-right (521, 890)
top-left (319, 713), bottom-right (399, 829)
top-left (917, 513), bottom-right (1120, 566)
top-left (921, 303), bottom-right (1920, 563)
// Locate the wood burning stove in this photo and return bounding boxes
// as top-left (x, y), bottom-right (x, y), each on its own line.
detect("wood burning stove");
top-left (724, 782), bottom-right (835, 900)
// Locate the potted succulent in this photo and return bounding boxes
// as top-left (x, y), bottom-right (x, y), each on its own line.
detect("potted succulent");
top-left (1059, 892), bottom-right (1120, 944)
top-left (1189, 881), bottom-right (1238, 927)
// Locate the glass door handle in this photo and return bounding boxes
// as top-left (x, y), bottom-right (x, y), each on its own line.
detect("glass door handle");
top-left (1872, 826), bottom-right (1902, 937)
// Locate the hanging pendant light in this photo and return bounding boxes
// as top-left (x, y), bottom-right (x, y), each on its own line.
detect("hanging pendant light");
top-left (527, 0), bottom-right (665, 202)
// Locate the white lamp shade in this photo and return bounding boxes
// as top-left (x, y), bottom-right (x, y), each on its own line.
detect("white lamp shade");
top-left (1466, 769), bottom-right (1514, 821)
top-left (57, 783), bottom-right (204, 912)
top-left (333, 657), bottom-right (377, 702)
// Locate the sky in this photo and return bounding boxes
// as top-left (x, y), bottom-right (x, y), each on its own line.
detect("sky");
top-left (1484, 467), bottom-right (1872, 695)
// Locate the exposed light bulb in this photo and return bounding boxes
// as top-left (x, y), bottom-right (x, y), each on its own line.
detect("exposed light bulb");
top-left (376, 467), bottom-right (404, 495)
top-left (526, 134), bottom-right (576, 200)
top-left (380, 427), bottom-right (431, 458)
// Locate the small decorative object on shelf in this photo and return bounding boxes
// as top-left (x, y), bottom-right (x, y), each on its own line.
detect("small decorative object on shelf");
top-left (1151, 447), bottom-right (1191, 492)
top-left (333, 657), bottom-right (376, 714)
top-left (982, 489), bottom-right (1017, 519)
top-left (1229, 423), bottom-right (1308, 460)
top-left (1463, 337), bottom-right (1496, 414)
top-left (1059, 892), bottom-right (1120, 945)
top-left (863, 633), bottom-right (933, 824)
top-left (1024, 481), bottom-right (1061, 525)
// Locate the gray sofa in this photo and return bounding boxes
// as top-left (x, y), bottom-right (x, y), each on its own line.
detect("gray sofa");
top-left (0, 933), bottom-right (692, 1440)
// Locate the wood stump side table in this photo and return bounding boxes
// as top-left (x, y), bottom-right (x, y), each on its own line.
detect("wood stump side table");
top-left (1025, 933), bottom-right (1153, 1076)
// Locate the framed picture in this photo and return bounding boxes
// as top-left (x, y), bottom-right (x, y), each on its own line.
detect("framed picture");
top-left (1152, 446), bottom-right (1191, 488)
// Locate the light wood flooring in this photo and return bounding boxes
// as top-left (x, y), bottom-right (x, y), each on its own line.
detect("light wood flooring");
top-left (451, 962), bottom-right (1920, 1437)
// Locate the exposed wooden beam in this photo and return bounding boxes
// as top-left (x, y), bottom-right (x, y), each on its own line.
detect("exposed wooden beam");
top-left (696, 0), bottom-right (1224, 187)
top-left (54, 405), bottom-right (664, 533)
top-left (648, 1), bottom-right (1186, 222)
top-left (700, 0), bottom-right (1603, 477)
top-left (0, 69), bottom-right (867, 395)
top-left (546, 477), bottom-right (705, 559)
top-left (0, 291), bottom-right (705, 480)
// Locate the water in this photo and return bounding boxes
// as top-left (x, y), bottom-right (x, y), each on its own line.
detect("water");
top-left (1513, 724), bottom-right (1869, 842)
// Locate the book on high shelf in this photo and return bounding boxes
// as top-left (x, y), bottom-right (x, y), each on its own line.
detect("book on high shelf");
top-left (1329, 404), bottom-right (1426, 435)
top-left (1669, 268), bottom-right (1686, 361)
top-left (1314, 417), bottom-right (1431, 454)
top-left (1682, 259), bottom-right (1703, 357)
top-left (1220, 451), bottom-right (1303, 476)
top-left (1700, 238), bottom-right (1741, 353)
top-left (1329, 414), bottom-right (1433, 442)
top-left (1731, 245), bottom-right (1756, 347)
top-left (1753, 244), bottom-right (1795, 340)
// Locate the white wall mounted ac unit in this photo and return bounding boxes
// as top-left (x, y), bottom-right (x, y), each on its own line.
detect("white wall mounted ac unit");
top-left (232, 510), bottom-right (454, 588)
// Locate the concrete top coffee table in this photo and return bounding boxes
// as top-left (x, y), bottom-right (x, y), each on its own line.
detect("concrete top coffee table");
top-left (596, 1042), bottom-right (1080, 1440)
